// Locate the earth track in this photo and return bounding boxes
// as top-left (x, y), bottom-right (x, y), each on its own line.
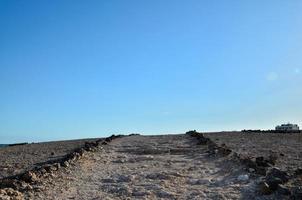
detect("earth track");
top-left (24, 134), bottom-right (259, 200)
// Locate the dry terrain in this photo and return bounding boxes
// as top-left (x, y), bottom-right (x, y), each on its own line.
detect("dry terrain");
top-left (24, 134), bottom-right (263, 199)
top-left (0, 138), bottom-right (98, 179)
top-left (205, 132), bottom-right (302, 173)
top-left (1, 132), bottom-right (301, 199)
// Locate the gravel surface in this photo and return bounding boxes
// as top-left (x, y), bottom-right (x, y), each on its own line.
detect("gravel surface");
top-left (0, 138), bottom-right (98, 179)
top-left (205, 132), bottom-right (302, 173)
top-left (25, 134), bottom-right (260, 200)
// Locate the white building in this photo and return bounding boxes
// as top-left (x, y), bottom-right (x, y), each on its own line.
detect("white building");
top-left (275, 123), bottom-right (300, 131)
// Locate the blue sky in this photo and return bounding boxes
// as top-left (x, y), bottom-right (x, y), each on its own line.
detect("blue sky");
top-left (1, 1), bottom-right (302, 143)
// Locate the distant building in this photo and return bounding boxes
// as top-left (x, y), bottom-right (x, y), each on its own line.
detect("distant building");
top-left (275, 123), bottom-right (300, 131)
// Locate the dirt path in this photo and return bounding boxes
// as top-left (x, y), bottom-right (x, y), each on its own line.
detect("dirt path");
top-left (25, 135), bottom-right (259, 200)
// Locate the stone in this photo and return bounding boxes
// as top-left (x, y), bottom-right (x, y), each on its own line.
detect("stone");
top-left (258, 181), bottom-right (272, 195)
top-left (1, 179), bottom-right (18, 188)
top-left (266, 167), bottom-right (289, 184)
top-left (132, 188), bottom-right (151, 197)
top-left (116, 175), bottom-right (133, 182)
top-left (187, 179), bottom-right (211, 185)
top-left (237, 174), bottom-right (249, 182)
top-left (39, 168), bottom-right (47, 175)
top-left (156, 190), bottom-right (175, 198)
top-left (43, 165), bottom-right (53, 173)
top-left (277, 185), bottom-right (291, 196)
top-left (248, 168), bottom-right (255, 173)
top-left (241, 158), bottom-right (257, 169)
top-left (146, 172), bottom-right (170, 180)
top-left (0, 188), bottom-right (24, 200)
top-left (291, 187), bottom-right (302, 200)
top-left (22, 171), bottom-right (38, 182)
top-left (107, 185), bottom-right (130, 196)
top-left (54, 163), bottom-right (61, 170)
top-left (255, 157), bottom-right (270, 167)
top-left (294, 168), bottom-right (302, 176)
top-left (255, 166), bottom-right (267, 176)
top-left (218, 147), bottom-right (232, 156)
top-left (267, 154), bottom-right (278, 165)
top-left (77, 149), bottom-right (85, 156)
top-left (43, 164), bottom-right (59, 173)
top-left (62, 161), bottom-right (69, 167)
top-left (266, 177), bottom-right (282, 191)
top-left (20, 181), bottom-right (33, 191)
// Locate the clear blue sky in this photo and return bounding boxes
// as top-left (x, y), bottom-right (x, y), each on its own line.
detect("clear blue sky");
top-left (1, 1), bottom-right (302, 143)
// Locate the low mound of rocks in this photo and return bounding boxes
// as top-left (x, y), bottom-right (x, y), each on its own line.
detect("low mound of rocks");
top-left (186, 130), bottom-right (302, 199)
top-left (0, 134), bottom-right (125, 199)
top-left (0, 188), bottom-right (23, 200)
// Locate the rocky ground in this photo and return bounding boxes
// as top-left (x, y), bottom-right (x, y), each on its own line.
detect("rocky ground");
top-left (1, 132), bottom-right (301, 199)
top-left (22, 134), bottom-right (266, 200)
top-left (205, 132), bottom-right (302, 174)
top-left (0, 138), bottom-right (98, 179)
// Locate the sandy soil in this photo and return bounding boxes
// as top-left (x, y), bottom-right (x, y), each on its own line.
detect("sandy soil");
top-left (0, 138), bottom-right (98, 179)
top-left (205, 132), bottom-right (302, 173)
top-left (24, 134), bottom-right (261, 200)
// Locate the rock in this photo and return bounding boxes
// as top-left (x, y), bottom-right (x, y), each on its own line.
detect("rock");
top-left (266, 167), bottom-right (289, 184)
top-left (186, 131), bottom-right (211, 145)
top-left (116, 175), bottom-right (134, 182)
top-left (260, 167), bottom-right (290, 193)
top-left (187, 179), bottom-right (211, 185)
top-left (266, 177), bottom-right (282, 191)
top-left (32, 185), bottom-right (45, 192)
top-left (0, 188), bottom-right (24, 200)
top-left (267, 154), bottom-right (278, 165)
top-left (237, 174), bottom-right (249, 182)
top-left (19, 181), bottom-right (33, 191)
top-left (258, 181), bottom-right (272, 195)
top-left (132, 188), bottom-right (150, 197)
top-left (156, 190), bottom-right (175, 198)
top-left (39, 168), bottom-right (47, 175)
top-left (54, 163), bottom-right (61, 170)
top-left (255, 166), bottom-right (267, 176)
top-left (1, 179), bottom-right (19, 189)
top-left (146, 172), bottom-right (170, 180)
top-left (218, 147), bottom-right (232, 156)
top-left (294, 168), bottom-right (302, 176)
top-left (101, 178), bottom-right (116, 183)
top-left (62, 161), bottom-right (69, 167)
top-left (43, 165), bottom-right (52, 173)
top-left (248, 168), bottom-right (255, 173)
top-left (241, 158), bottom-right (257, 169)
top-left (255, 157), bottom-right (270, 167)
top-left (277, 185), bottom-right (291, 196)
top-left (43, 164), bottom-right (59, 173)
top-left (22, 171), bottom-right (38, 182)
top-left (291, 187), bottom-right (302, 200)
top-left (106, 185), bottom-right (130, 196)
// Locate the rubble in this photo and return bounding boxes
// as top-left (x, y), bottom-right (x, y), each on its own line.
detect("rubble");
top-left (0, 134), bottom-right (125, 199)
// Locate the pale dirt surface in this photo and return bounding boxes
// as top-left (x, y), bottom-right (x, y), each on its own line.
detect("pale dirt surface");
top-left (205, 132), bottom-right (302, 173)
top-left (25, 134), bottom-right (264, 200)
top-left (0, 138), bottom-right (98, 179)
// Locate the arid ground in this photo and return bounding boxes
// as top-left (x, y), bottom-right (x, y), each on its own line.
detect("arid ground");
top-left (205, 132), bottom-right (302, 174)
top-left (0, 138), bottom-right (98, 179)
top-left (0, 132), bottom-right (301, 200)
